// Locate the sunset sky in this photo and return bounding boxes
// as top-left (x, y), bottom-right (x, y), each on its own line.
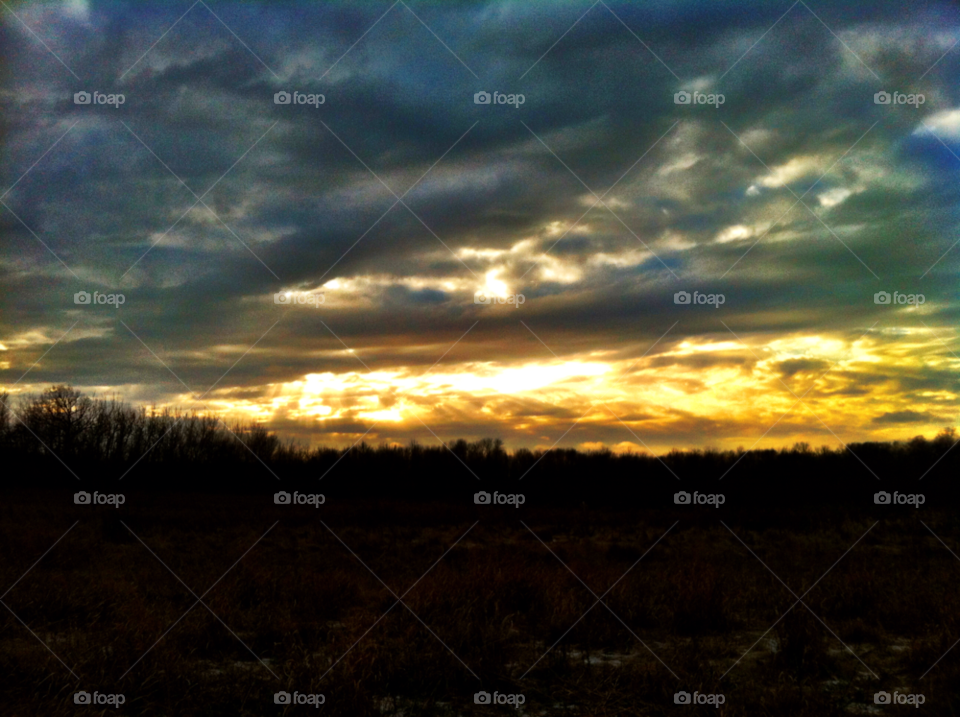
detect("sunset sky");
top-left (2, 0), bottom-right (960, 453)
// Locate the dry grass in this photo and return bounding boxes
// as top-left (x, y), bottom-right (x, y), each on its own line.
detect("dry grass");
top-left (1, 494), bottom-right (959, 715)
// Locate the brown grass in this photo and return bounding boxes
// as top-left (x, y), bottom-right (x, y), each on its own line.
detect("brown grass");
top-left (1, 494), bottom-right (958, 715)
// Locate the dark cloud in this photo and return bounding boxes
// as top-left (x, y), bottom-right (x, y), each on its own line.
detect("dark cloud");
top-left (873, 410), bottom-right (938, 424)
top-left (776, 358), bottom-right (831, 378)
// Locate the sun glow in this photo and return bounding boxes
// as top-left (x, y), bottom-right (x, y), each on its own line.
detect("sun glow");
top-left (482, 269), bottom-right (510, 298)
top-left (19, 329), bottom-right (953, 453)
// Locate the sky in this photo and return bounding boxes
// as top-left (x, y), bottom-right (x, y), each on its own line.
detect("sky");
top-left (1, 0), bottom-right (959, 454)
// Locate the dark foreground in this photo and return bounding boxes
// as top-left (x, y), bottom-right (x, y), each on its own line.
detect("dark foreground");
top-left (1, 492), bottom-right (958, 716)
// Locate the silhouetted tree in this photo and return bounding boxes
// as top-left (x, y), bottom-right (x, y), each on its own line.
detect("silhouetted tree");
top-left (18, 384), bottom-right (93, 456)
top-left (1, 385), bottom-right (958, 505)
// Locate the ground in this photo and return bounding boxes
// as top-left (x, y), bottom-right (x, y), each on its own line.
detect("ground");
top-left (1, 493), bottom-right (957, 715)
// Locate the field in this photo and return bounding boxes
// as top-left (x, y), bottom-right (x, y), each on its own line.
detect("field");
top-left (2, 492), bottom-right (959, 715)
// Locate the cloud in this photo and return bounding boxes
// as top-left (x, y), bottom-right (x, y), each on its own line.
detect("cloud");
top-left (917, 108), bottom-right (960, 139)
top-left (2, 0), bottom-right (960, 451)
top-left (872, 410), bottom-right (937, 424)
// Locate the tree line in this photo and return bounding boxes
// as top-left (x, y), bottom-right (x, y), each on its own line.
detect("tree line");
top-left (1, 385), bottom-right (957, 506)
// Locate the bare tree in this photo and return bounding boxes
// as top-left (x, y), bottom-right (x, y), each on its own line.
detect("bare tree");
top-left (0, 393), bottom-right (9, 443)
top-left (18, 385), bottom-right (94, 455)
